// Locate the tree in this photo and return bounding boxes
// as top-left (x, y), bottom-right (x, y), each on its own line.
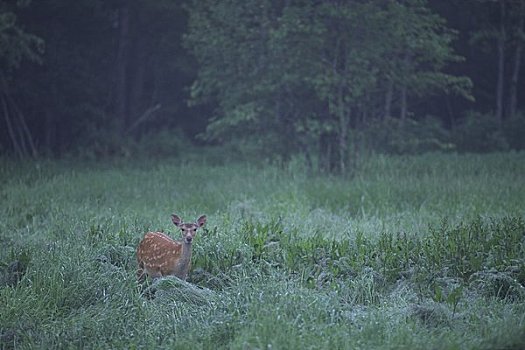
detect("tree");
top-left (469, 0), bottom-right (525, 124)
top-left (507, 0), bottom-right (525, 120)
top-left (1, 0), bottom-right (197, 156)
top-left (0, 0), bottom-right (43, 158)
top-left (380, 1), bottom-right (473, 121)
top-left (496, 0), bottom-right (506, 124)
top-left (113, 0), bottom-right (193, 135)
top-left (185, 0), bottom-right (471, 172)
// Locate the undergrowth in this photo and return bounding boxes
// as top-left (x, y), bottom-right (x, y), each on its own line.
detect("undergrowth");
top-left (192, 216), bottom-right (525, 300)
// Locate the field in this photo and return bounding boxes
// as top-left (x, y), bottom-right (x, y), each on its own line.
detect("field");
top-left (1, 152), bottom-right (525, 349)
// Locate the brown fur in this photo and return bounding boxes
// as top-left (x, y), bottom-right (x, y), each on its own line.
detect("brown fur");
top-left (136, 214), bottom-right (206, 282)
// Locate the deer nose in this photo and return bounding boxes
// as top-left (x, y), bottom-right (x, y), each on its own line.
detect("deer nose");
top-left (185, 236), bottom-right (193, 243)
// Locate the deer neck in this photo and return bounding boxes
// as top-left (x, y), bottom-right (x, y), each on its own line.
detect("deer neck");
top-left (175, 241), bottom-right (193, 278)
top-left (181, 242), bottom-right (191, 265)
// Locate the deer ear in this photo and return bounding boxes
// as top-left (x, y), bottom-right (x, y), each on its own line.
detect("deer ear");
top-left (171, 214), bottom-right (182, 227)
top-left (196, 215), bottom-right (207, 227)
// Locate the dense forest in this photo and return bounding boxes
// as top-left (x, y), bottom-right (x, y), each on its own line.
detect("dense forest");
top-left (1, 0), bottom-right (524, 171)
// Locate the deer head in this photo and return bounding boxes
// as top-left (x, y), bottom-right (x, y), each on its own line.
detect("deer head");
top-left (171, 214), bottom-right (207, 244)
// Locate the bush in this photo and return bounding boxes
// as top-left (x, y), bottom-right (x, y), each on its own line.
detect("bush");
top-left (362, 116), bottom-right (453, 154)
top-left (502, 112), bottom-right (525, 151)
top-left (134, 129), bottom-right (188, 158)
top-left (359, 111), bottom-right (525, 155)
top-left (451, 111), bottom-right (508, 153)
top-left (74, 127), bottom-right (191, 159)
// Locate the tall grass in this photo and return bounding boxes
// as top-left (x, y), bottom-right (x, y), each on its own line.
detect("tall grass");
top-left (1, 152), bottom-right (524, 349)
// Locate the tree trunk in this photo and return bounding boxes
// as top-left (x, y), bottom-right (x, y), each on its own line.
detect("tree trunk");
top-left (44, 110), bottom-right (54, 153)
top-left (337, 85), bottom-right (349, 174)
top-left (1, 94), bottom-right (23, 158)
top-left (6, 93), bottom-right (37, 157)
top-left (384, 78), bottom-right (393, 120)
top-left (319, 103), bottom-right (338, 174)
top-left (508, 0), bottom-right (524, 120)
top-left (115, 1), bottom-right (131, 132)
top-left (400, 51), bottom-right (410, 121)
top-left (129, 29), bottom-right (147, 133)
top-left (445, 95), bottom-right (456, 129)
top-left (400, 85), bottom-right (407, 121)
top-left (1, 73), bottom-right (38, 158)
top-left (130, 61), bottom-right (145, 128)
top-left (319, 132), bottom-right (332, 173)
top-left (496, 0), bottom-right (506, 125)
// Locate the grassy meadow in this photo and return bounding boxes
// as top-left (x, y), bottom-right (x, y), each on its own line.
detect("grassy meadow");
top-left (1, 152), bottom-right (525, 349)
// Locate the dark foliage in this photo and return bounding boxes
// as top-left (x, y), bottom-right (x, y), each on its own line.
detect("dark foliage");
top-left (0, 0), bottom-right (524, 166)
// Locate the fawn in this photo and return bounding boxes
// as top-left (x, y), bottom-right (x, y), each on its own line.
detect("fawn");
top-left (136, 214), bottom-right (206, 282)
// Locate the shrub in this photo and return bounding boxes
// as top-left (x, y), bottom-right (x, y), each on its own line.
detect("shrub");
top-left (451, 111), bottom-right (508, 153)
top-left (502, 112), bottom-right (525, 151)
top-left (362, 116), bottom-right (453, 155)
top-left (74, 127), bottom-right (190, 159)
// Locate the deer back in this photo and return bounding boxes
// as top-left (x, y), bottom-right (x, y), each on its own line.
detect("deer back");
top-left (137, 232), bottom-right (186, 278)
